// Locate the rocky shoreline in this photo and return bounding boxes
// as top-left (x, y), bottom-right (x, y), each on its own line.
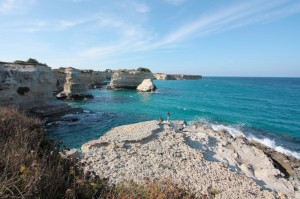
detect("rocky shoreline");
top-left (79, 120), bottom-right (300, 198)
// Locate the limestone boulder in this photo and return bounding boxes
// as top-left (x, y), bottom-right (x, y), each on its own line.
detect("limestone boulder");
top-left (137, 79), bottom-right (157, 92)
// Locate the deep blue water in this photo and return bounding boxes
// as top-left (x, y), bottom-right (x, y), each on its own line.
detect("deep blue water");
top-left (47, 77), bottom-right (300, 158)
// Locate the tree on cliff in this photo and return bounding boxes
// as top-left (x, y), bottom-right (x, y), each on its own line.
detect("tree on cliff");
top-left (27, 58), bottom-right (40, 64)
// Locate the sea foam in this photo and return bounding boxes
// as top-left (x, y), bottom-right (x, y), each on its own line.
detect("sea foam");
top-left (210, 123), bottom-right (300, 160)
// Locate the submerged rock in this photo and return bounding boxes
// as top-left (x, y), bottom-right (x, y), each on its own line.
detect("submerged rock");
top-left (137, 79), bottom-right (157, 92)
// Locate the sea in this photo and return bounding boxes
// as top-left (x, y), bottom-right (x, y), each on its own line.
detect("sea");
top-left (47, 77), bottom-right (300, 159)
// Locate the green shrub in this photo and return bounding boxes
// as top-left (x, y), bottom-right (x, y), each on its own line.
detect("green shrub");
top-left (13, 60), bottom-right (26, 64)
top-left (13, 58), bottom-right (47, 66)
top-left (26, 58), bottom-right (39, 64)
top-left (137, 67), bottom-right (151, 72)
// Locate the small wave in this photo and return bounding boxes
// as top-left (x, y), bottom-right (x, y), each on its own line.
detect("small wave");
top-left (211, 124), bottom-right (245, 137)
top-left (209, 123), bottom-right (300, 159)
top-left (248, 135), bottom-right (300, 159)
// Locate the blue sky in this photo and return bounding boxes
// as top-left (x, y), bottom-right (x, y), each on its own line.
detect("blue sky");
top-left (0, 0), bottom-right (300, 76)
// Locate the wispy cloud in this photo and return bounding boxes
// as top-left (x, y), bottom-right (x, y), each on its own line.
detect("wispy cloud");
top-left (0, 0), bottom-right (35, 14)
top-left (80, 0), bottom-right (300, 58)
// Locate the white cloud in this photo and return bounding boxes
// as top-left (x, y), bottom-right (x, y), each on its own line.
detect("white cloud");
top-left (0, 0), bottom-right (35, 14)
top-left (165, 0), bottom-right (185, 6)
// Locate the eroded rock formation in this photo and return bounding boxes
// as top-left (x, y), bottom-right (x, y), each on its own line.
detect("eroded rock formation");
top-left (137, 79), bottom-right (157, 92)
top-left (57, 68), bottom-right (93, 100)
top-left (53, 68), bottom-right (107, 91)
top-left (109, 70), bottom-right (155, 90)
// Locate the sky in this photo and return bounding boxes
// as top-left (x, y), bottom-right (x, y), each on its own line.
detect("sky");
top-left (0, 0), bottom-right (300, 77)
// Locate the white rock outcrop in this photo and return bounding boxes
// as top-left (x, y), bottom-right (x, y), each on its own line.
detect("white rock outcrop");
top-left (53, 68), bottom-right (107, 91)
top-left (81, 121), bottom-right (300, 198)
top-left (137, 79), bottom-right (157, 92)
top-left (57, 68), bottom-right (93, 100)
top-left (109, 70), bottom-right (154, 90)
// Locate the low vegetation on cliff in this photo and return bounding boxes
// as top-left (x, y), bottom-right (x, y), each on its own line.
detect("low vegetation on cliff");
top-left (13, 58), bottom-right (47, 66)
top-left (0, 107), bottom-right (194, 198)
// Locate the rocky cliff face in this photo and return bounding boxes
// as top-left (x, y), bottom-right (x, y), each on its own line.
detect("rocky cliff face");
top-left (154, 73), bottom-right (202, 80)
top-left (0, 62), bottom-right (57, 109)
top-left (53, 68), bottom-right (107, 90)
top-left (109, 70), bottom-right (155, 89)
top-left (57, 68), bottom-right (93, 100)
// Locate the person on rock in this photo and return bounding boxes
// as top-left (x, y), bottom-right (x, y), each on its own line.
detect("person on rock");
top-left (167, 112), bottom-right (170, 122)
top-left (159, 117), bottom-right (164, 124)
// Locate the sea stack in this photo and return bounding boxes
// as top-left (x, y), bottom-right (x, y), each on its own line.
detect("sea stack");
top-left (137, 79), bottom-right (157, 92)
top-left (57, 68), bottom-right (93, 100)
top-left (109, 69), bottom-right (154, 90)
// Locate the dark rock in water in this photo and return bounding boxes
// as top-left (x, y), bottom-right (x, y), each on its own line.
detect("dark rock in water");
top-left (56, 92), bottom-right (67, 100)
top-left (61, 117), bottom-right (79, 122)
top-left (29, 104), bottom-right (83, 122)
top-left (65, 94), bottom-right (94, 101)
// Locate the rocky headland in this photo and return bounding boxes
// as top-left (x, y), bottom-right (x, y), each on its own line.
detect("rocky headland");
top-left (0, 62), bottom-right (83, 120)
top-left (154, 73), bottom-right (202, 80)
top-left (80, 121), bottom-right (300, 199)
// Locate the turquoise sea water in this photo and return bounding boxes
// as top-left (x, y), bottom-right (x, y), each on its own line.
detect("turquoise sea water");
top-left (48, 77), bottom-right (300, 158)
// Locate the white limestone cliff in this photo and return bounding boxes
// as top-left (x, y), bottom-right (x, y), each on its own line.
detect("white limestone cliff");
top-left (0, 62), bottom-right (57, 109)
top-left (154, 73), bottom-right (202, 80)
